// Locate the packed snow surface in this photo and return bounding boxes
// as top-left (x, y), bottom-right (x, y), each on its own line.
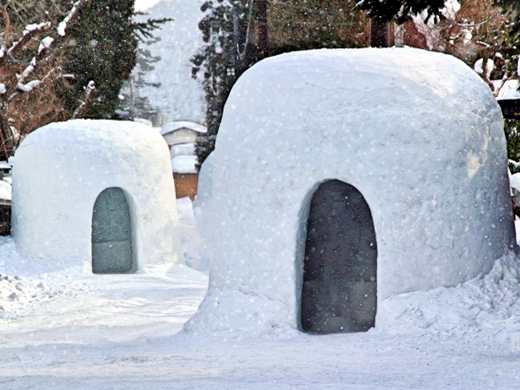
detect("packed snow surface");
top-left (190, 47), bottom-right (515, 334)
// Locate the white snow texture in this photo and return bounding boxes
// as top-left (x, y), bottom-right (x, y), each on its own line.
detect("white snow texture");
top-left (11, 119), bottom-right (183, 272)
top-left (186, 48), bottom-right (516, 334)
top-left (136, 0), bottom-right (205, 123)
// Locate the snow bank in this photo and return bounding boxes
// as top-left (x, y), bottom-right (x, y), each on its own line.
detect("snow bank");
top-left (191, 152), bottom-right (214, 272)
top-left (511, 172), bottom-right (520, 191)
top-left (0, 237), bottom-right (63, 319)
top-left (176, 196), bottom-right (204, 272)
top-left (377, 251), bottom-right (520, 334)
top-left (186, 47), bottom-right (515, 334)
top-left (11, 119), bottom-right (183, 273)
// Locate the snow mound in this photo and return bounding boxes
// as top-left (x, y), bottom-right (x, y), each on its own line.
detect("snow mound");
top-left (378, 251), bottom-right (520, 334)
top-left (172, 155), bottom-right (197, 174)
top-left (176, 196), bottom-right (196, 226)
top-left (176, 197), bottom-right (204, 272)
top-left (0, 274), bottom-right (47, 313)
top-left (189, 47), bottom-right (515, 334)
top-left (0, 237), bottom-right (62, 317)
top-left (510, 172), bottom-right (520, 191)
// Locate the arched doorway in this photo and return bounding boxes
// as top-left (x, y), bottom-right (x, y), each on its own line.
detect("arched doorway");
top-left (301, 180), bottom-right (377, 334)
top-left (91, 187), bottom-right (135, 274)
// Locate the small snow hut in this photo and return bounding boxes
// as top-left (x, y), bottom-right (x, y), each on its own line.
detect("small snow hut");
top-left (185, 48), bottom-right (516, 335)
top-left (11, 119), bottom-right (183, 273)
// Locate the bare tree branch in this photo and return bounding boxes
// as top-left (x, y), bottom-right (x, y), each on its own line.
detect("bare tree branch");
top-left (71, 80), bottom-right (95, 119)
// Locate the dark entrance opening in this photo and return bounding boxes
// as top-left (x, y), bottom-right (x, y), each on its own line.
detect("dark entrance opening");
top-left (301, 180), bottom-right (377, 334)
top-left (91, 187), bottom-right (135, 274)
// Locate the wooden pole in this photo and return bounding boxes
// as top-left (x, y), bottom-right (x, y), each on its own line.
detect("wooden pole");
top-left (257, 0), bottom-right (268, 59)
top-left (370, 19), bottom-right (390, 48)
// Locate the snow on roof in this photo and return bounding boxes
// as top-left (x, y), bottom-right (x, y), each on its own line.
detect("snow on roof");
top-left (511, 173), bottom-right (520, 191)
top-left (495, 79), bottom-right (520, 100)
top-left (0, 161), bottom-right (11, 170)
top-left (160, 121), bottom-right (207, 136)
top-left (171, 143), bottom-right (195, 157)
top-left (0, 181), bottom-right (11, 200)
top-left (171, 155), bottom-right (197, 174)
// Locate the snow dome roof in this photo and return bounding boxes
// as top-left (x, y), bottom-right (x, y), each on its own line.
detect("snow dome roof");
top-left (186, 48), bottom-right (515, 335)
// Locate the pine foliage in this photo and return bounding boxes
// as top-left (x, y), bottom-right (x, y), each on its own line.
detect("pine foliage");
top-left (192, 0), bottom-right (255, 169)
top-left (268, 0), bottom-right (369, 54)
top-left (60, 0), bottom-right (138, 119)
top-left (357, 0), bottom-right (446, 24)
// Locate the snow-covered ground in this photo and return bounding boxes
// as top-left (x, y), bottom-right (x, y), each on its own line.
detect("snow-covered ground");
top-left (3, 21), bottom-right (520, 387)
top-left (0, 201), bottom-right (519, 389)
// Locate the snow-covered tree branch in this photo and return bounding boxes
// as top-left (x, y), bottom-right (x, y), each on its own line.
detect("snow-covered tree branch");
top-left (0, 0), bottom-right (92, 160)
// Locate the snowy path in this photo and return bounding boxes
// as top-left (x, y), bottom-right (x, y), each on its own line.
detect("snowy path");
top-left (0, 256), bottom-right (519, 389)
top-left (2, 319), bottom-right (520, 389)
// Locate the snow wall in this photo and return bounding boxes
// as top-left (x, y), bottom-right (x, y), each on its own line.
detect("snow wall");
top-left (185, 48), bottom-right (516, 334)
top-left (11, 119), bottom-right (183, 272)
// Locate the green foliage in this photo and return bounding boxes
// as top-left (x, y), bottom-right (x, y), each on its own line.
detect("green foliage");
top-left (192, 0), bottom-right (257, 169)
top-left (60, 0), bottom-right (138, 119)
top-left (499, 0), bottom-right (520, 12)
top-left (118, 36), bottom-right (164, 120)
top-left (505, 118), bottom-right (520, 162)
top-left (269, 0), bottom-right (368, 54)
top-left (357, 0), bottom-right (446, 23)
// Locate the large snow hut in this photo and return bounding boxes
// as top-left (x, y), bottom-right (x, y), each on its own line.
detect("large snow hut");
top-left (11, 119), bottom-right (183, 273)
top-left (185, 48), bottom-right (516, 335)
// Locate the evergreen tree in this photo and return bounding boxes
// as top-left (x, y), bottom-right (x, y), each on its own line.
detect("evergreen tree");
top-left (119, 36), bottom-right (163, 120)
top-left (60, 0), bottom-right (138, 119)
top-left (268, 0), bottom-right (369, 55)
top-left (505, 119), bottom-right (520, 161)
top-left (192, 0), bottom-right (258, 169)
top-left (357, 0), bottom-right (446, 24)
